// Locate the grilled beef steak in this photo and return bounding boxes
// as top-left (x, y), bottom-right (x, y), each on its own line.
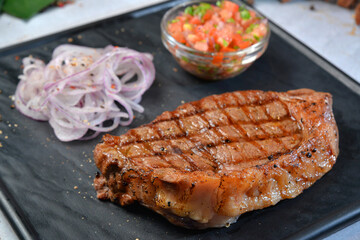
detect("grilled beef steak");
top-left (94, 89), bottom-right (339, 229)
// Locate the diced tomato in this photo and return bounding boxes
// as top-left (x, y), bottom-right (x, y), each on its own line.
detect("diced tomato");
top-left (233, 33), bottom-right (252, 49)
top-left (167, 1), bottom-right (267, 52)
top-left (222, 1), bottom-right (239, 13)
top-left (186, 34), bottom-right (200, 44)
top-left (234, 39), bottom-right (251, 49)
top-left (168, 21), bottom-right (186, 43)
top-left (203, 21), bottom-right (213, 31)
top-left (249, 10), bottom-right (256, 18)
top-left (252, 22), bottom-right (267, 37)
top-left (219, 9), bottom-right (233, 21)
top-left (173, 33), bottom-right (186, 43)
top-left (168, 21), bottom-right (182, 33)
top-left (240, 18), bottom-right (254, 29)
top-left (194, 25), bottom-right (206, 38)
top-left (221, 47), bottom-right (236, 52)
top-left (176, 15), bottom-right (187, 22)
top-left (212, 53), bottom-right (223, 64)
top-left (194, 41), bottom-right (209, 52)
top-left (203, 9), bottom-right (214, 21)
top-left (211, 12), bottom-right (222, 22)
top-left (203, 21), bottom-right (217, 36)
top-left (189, 16), bottom-right (202, 25)
top-left (231, 34), bottom-right (242, 45)
top-left (233, 11), bottom-right (241, 22)
top-left (216, 24), bottom-right (234, 45)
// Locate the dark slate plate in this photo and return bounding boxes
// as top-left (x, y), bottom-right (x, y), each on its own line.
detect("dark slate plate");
top-left (0, 2), bottom-right (359, 240)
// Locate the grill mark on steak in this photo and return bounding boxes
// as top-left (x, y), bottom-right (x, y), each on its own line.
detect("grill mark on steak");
top-left (187, 102), bottom-right (220, 170)
top-left (124, 134), bottom-right (301, 166)
top-left (244, 92), bottom-right (290, 155)
top-left (119, 96), bottom-right (299, 171)
top-left (211, 92), bottom-right (272, 167)
top-left (169, 107), bottom-right (213, 171)
top-left (116, 106), bottom-right (291, 147)
top-left (106, 118), bottom-right (302, 173)
top-left (151, 92), bottom-right (278, 125)
top-left (128, 128), bottom-right (171, 170)
top-left (116, 113), bottom-right (301, 170)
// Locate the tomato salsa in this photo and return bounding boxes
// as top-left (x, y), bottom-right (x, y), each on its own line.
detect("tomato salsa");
top-left (167, 0), bottom-right (267, 53)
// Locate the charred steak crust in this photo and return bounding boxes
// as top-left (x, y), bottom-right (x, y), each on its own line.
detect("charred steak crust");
top-left (94, 89), bottom-right (339, 229)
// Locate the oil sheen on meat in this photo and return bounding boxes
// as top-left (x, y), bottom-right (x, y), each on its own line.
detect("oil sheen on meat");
top-left (94, 89), bottom-right (339, 229)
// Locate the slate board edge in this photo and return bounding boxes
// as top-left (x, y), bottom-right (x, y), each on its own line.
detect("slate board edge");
top-left (0, 1), bottom-right (359, 240)
top-left (0, 179), bottom-right (36, 240)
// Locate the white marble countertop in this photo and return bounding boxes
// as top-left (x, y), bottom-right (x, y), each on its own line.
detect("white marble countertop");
top-left (254, 0), bottom-right (360, 83)
top-left (0, 0), bottom-right (168, 50)
top-left (0, 0), bottom-right (359, 239)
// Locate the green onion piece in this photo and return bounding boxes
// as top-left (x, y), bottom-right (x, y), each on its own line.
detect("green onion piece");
top-left (213, 24), bottom-right (218, 28)
top-left (239, 5), bottom-right (246, 11)
top-left (253, 34), bottom-right (260, 41)
top-left (194, 2), bottom-right (212, 18)
top-left (197, 65), bottom-right (211, 72)
top-left (233, 46), bottom-right (240, 50)
top-left (226, 18), bottom-right (235, 23)
top-left (245, 23), bottom-right (258, 33)
top-left (193, 7), bottom-right (204, 18)
top-left (236, 30), bottom-right (242, 34)
top-left (184, 6), bottom-right (194, 16)
top-left (181, 56), bottom-right (190, 63)
top-left (216, 0), bottom-right (222, 7)
top-left (222, 39), bottom-right (229, 47)
top-left (240, 9), bottom-right (251, 20)
top-left (199, 3), bottom-right (212, 10)
top-left (215, 43), bottom-right (221, 51)
top-left (170, 19), bottom-right (180, 23)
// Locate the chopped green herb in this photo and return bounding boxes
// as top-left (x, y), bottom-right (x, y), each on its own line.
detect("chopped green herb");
top-left (194, 3), bottom-right (212, 18)
top-left (239, 5), bottom-right (246, 12)
top-left (253, 34), bottom-right (260, 41)
top-left (197, 65), bottom-right (211, 72)
top-left (215, 43), bottom-right (221, 51)
top-left (170, 19), bottom-right (180, 23)
top-left (240, 9), bottom-right (251, 20)
top-left (184, 6), bottom-right (194, 16)
top-left (213, 24), bottom-right (218, 28)
top-left (222, 39), bottom-right (229, 47)
top-left (236, 30), bottom-right (242, 34)
top-left (246, 23), bottom-right (258, 33)
top-left (199, 3), bottom-right (211, 10)
top-left (216, 0), bottom-right (222, 7)
top-left (181, 56), bottom-right (190, 63)
top-left (233, 46), bottom-right (240, 50)
top-left (226, 18), bottom-right (235, 23)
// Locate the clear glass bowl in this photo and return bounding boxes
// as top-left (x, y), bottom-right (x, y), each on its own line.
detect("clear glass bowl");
top-left (161, 0), bottom-right (270, 80)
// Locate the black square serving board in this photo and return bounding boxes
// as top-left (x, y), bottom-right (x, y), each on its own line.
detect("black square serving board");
top-left (0, 1), bottom-right (359, 239)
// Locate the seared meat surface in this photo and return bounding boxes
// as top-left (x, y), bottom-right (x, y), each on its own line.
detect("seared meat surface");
top-left (94, 89), bottom-right (339, 229)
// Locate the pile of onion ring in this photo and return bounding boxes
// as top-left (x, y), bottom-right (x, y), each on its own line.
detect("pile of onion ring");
top-left (15, 44), bottom-right (155, 141)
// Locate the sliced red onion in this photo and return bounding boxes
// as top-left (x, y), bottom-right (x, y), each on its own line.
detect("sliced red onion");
top-left (14, 44), bottom-right (155, 141)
